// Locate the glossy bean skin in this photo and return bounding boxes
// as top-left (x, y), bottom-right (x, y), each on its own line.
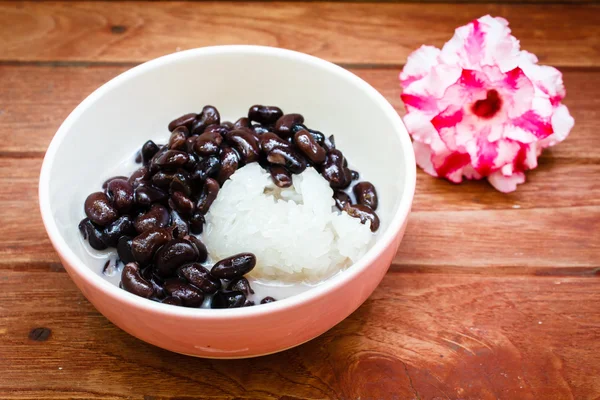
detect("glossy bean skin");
top-left (168, 113), bottom-right (197, 132)
top-left (170, 170), bottom-right (193, 196)
top-left (128, 167), bottom-right (149, 188)
top-left (154, 238), bottom-right (200, 278)
top-left (84, 192), bottom-right (119, 226)
top-left (259, 132), bottom-right (292, 153)
top-left (178, 263), bottom-right (221, 294)
top-left (210, 253), bottom-right (256, 280)
top-left (106, 179), bottom-right (134, 213)
top-left (131, 228), bottom-right (172, 266)
top-left (194, 130), bottom-right (223, 156)
top-left (78, 218), bottom-right (107, 250)
top-left (152, 150), bottom-right (189, 170)
top-left (221, 121), bottom-right (234, 130)
top-left (274, 114), bottom-right (304, 138)
top-left (163, 280), bottom-right (204, 307)
top-left (168, 128), bottom-right (188, 151)
top-left (189, 212), bottom-right (205, 234)
top-left (161, 296), bottom-right (183, 306)
top-left (117, 236), bottom-right (135, 264)
top-left (343, 204), bottom-right (380, 232)
top-left (141, 140), bottom-right (160, 165)
top-left (233, 117), bottom-right (251, 130)
top-left (134, 184), bottom-right (168, 207)
top-left (333, 190), bottom-right (351, 211)
top-left (141, 267), bottom-right (166, 299)
top-left (197, 178), bottom-right (219, 214)
top-left (170, 209), bottom-right (189, 239)
top-left (151, 171), bottom-right (175, 189)
top-left (182, 235), bottom-right (208, 263)
top-left (266, 147), bottom-right (307, 174)
top-left (191, 156), bottom-right (220, 183)
top-left (183, 152), bottom-right (199, 172)
top-left (353, 181), bottom-right (378, 210)
top-left (121, 262), bottom-right (154, 299)
top-left (269, 165), bottom-right (292, 188)
top-left (226, 129), bottom-right (260, 163)
top-left (191, 105), bottom-right (220, 135)
top-left (227, 277), bottom-right (254, 296)
top-left (169, 191), bottom-right (195, 217)
top-left (134, 204), bottom-right (170, 233)
top-left (321, 150), bottom-right (351, 189)
top-left (248, 105), bottom-right (283, 125)
top-left (102, 215), bottom-right (136, 247)
top-left (102, 175), bottom-right (128, 189)
top-left (261, 296), bottom-right (276, 304)
top-left (212, 291), bottom-right (246, 309)
top-left (293, 129), bottom-right (326, 164)
top-left (216, 147), bottom-right (239, 185)
top-left (323, 134), bottom-right (336, 152)
top-left (244, 300), bottom-right (255, 307)
top-left (252, 124), bottom-right (271, 135)
top-left (204, 124), bottom-right (230, 137)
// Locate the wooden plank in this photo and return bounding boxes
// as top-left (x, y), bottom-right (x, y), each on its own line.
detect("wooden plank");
top-left (1, 65), bottom-right (599, 160)
top-left (1, 271), bottom-right (599, 399)
top-left (0, 2), bottom-right (598, 66)
top-left (2, 158), bottom-right (598, 272)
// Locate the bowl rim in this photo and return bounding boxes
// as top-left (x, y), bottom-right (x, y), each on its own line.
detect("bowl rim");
top-left (39, 45), bottom-right (416, 319)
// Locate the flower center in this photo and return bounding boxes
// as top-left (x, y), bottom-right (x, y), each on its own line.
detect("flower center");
top-left (471, 89), bottom-right (502, 119)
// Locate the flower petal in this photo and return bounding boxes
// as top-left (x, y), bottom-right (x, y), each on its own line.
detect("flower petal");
top-left (399, 45), bottom-right (441, 87)
top-left (487, 170), bottom-right (525, 193)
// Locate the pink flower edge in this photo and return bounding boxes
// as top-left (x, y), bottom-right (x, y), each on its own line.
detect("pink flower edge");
top-left (400, 15), bottom-right (574, 193)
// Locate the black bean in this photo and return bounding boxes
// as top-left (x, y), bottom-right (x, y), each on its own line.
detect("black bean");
top-left (210, 253), bottom-right (256, 280)
top-left (293, 129), bottom-right (326, 164)
top-left (248, 105), bottom-right (284, 125)
top-left (141, 267), bottom-right (166, 299)
top-left (269, 165), bottom-right (292, 188)
top-left (134, 204), bottom-right (170, 233)
top-left (343, 204), bottom-right (380, 232)
top-left (266, 147), bottom-right (307, 174)
top-left (154, 239), bottom-right (199, 278)
top-left (117, 236), bottom-right (135, 264)
top-left (170, 170), bottom-right (193, 197)
top-left (169, 191), bottom-right (195, 217)
top-left (216, 148), bottom-right (239, 185)
top-left (191, 105), bottom-right (220, 135)
top-left (204, 124), bottom-right (230, 137)
top-left (152, 150), bottom-right (189, 170)
top-left (191, 156), bottom-right (220, 183)
top-left (333, 190), bottom-right (352, 211)
top-left (84, 192), bottom-right (119, 226)
top-left (169, 209), bottom-right (189, 239)
top-left (323, 134), bottom-right (336, 152)
top-left (197, 178), bottom-right (219, 214)
top-left (189, 212), bottom-right (205, 234)
top-left (161, 296), bottom-right (182, 306)
top-left (244, 300), bottom-right (255, 307)
top-left (135, 151), bottom-right (142, 163)
top-left (221, 121), bottom-right (234, 130)
top-left (141, 140), bottom-right (160, 165)
top-left (351, 170), bottom-right (359, 180)
top-left (131, 228), bottom-right (172, 266)
top-left (168, 112), bottom-right (197, 132)
top-left (274, 114), bottom-right (304, 138)
top-left (106, 179), bottom-right (134, 213)
top-left (102, 175), bottom-right (128, 189)
top-left (183, 152), bottom-right (199, 172)
top-left (227, 277), bottom-right (254, 297)
top-left (261, 296), bottom-right (276, 304)
top-left (233, 117), bottom-right (251, 130)
top-left (128, 166), bottom-right (149, 188)
top-left (186, 135), bottom-right (197, 153)
top-left (151, 171), bottom-right (175, 189)
top-left (307, 128), bottom-right (326, 145)
top-left (178, 263), bottom-right (221, 294)
top-left (78, 218), bottom-right (107, 250)
top-left (252, 124), bottom-right (271, 135)
top-left (321, 150), bottom-right (350, 189)
top-left (134, 184), bottom-right (168, 207)
top-left (194, 130), bottom-right (223, 156)
top-left (102, 215), bottom-right (136, 247)
top-left (163, 280), bottom-right (204, 307)
top-left (168, 128), bottom-right (188, 150)
top-left (353, 181), bottom-right (378, 210)
top-left (182, 235), bottom-right (208, 263)
top-left (226, 129), bottom-right (260, 163)
top-left (212, 291), bottom-right (246, 309)
top-left (259, 132), bottom-right (292, 153)
top-left (121, 262), bottom-right (154, 299)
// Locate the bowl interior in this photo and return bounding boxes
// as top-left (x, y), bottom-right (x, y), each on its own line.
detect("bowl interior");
top-left (42, 46), bottom-right (413, 303)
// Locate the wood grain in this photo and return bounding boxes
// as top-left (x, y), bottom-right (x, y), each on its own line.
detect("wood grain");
top-left (0, 2), bottom-right (598, 66)
top-left (2, 271), bottom-right (600, 399)
top-left (1, 65), bottom-right (599, 160)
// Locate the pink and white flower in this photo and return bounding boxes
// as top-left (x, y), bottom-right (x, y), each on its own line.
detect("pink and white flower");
top-left (400, 15), bottom-right (574, 192)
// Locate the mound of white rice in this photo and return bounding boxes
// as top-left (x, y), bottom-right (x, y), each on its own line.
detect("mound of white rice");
top-left (203, 163), bottom-right (373, 282)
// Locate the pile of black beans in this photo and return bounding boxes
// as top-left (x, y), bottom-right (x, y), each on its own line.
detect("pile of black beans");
top-left (79, 105), bottom-right (380, 308)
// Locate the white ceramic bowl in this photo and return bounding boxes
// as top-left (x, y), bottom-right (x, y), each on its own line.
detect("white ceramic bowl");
top-left (39, 46), bottom-right (416, 358)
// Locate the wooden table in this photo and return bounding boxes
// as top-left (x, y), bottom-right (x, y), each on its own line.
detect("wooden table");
top-left (1, 1), bottom-right (599, 399)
